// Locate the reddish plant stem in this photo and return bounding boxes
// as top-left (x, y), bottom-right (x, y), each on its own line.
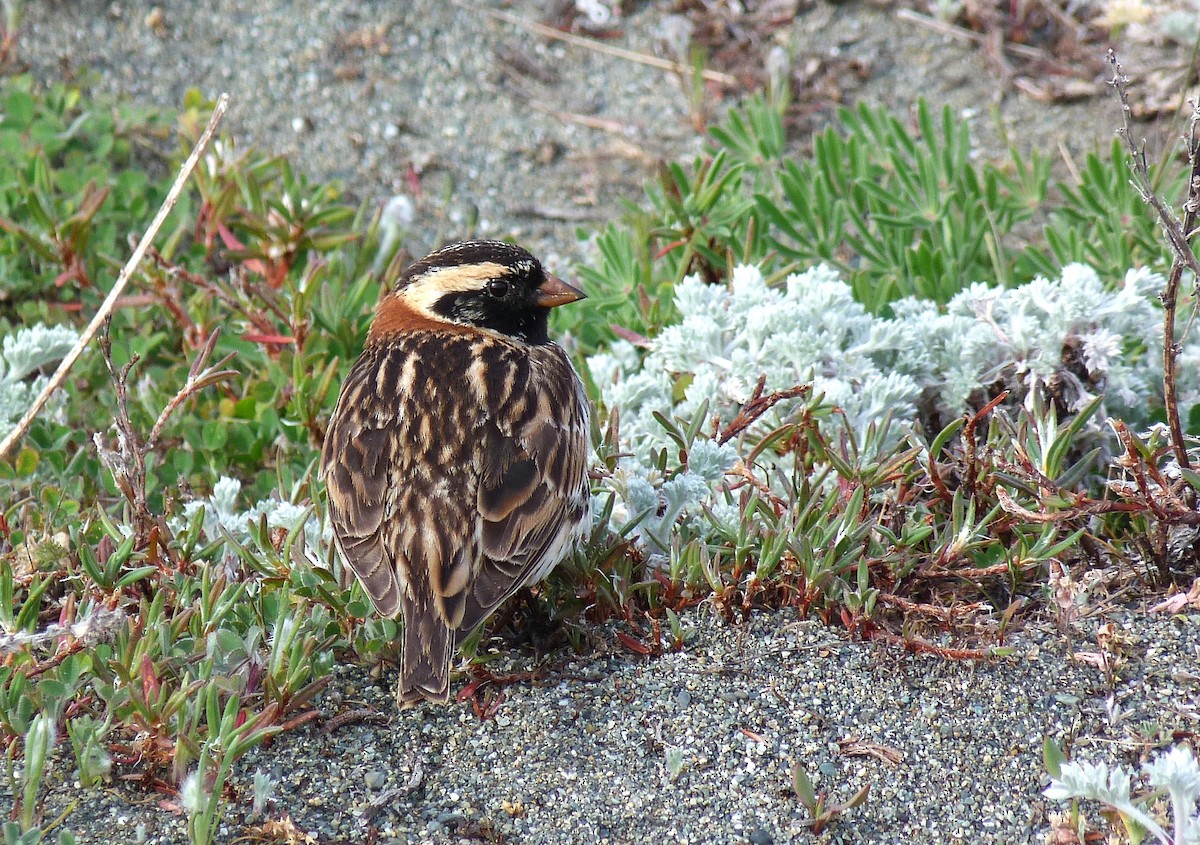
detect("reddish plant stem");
top-left (1108, 51), bottom-right (1198, 470)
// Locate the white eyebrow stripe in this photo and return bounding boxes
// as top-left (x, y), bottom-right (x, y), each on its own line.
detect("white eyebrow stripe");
top-left (400, 261), bottom-right (511, 314)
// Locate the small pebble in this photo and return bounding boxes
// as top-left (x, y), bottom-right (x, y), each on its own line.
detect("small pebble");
top-left (10, 7), bottom-right (1199, 843)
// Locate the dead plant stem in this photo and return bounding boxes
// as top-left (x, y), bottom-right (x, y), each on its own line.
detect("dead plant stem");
top-left (459, 2), bottom-right (738, 86)
top-left (1108, 52), bottom-right (1196, 470)
top-left (0, 93), bottom-right (230, 461)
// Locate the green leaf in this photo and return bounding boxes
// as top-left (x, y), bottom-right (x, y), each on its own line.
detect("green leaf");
top-left (1043, 736), bottom-right (1065, 779)
top-left (233, 397), bottom-right (258, 420)
top-left (1187, 403), bottom-right (1200, 437)
top-left (14, 447), bottom-right (38, 477)
top-left (842, 783), bottom-right (870, 810)
top-left (115, 566), bottom-right (158, 589)
top-left (791, 761), bottom-right (816, 807)
top-left (3, 90), bottom-right (34, 130)
top-left (201, 420), bottom-right (228, 451)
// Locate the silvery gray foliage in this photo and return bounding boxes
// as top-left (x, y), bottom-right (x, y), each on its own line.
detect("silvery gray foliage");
top-left (1045, 744), bottom-right (1200, 844)
top-left (883, 264), bottom-right (1172, 422)
top-left (589, 264), bottom-right (922, 550)
top-left (589, 262), bottom-right (1194, 550)
top-left (0, 323), bottom-right (78, 435)
top-left (175, 476), bottom-right (329, 562)
top-left (589, 264), bottom-right (920, 462)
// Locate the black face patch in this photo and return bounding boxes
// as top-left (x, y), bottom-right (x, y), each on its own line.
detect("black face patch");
top-left (415, 241), bottom-right (554, 343)
top-left (431, 288), bottom-right (550, 343)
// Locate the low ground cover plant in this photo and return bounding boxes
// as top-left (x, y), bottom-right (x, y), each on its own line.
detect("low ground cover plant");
top-left (0, 63), bottom-right (1196, 840)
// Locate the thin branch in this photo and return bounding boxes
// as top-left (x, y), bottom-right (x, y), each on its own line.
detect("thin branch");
top-left (145, 327), bottom-right (237, 451)
top-left (717, 374), bottom-right (810, 445)
top-left (523, 98), bottom-right (638, 136)
top-left (868, 630), bottom-right (998, 660)
top-left (876, 592), bottom-right (989, 624)
top-left (458, 2), bottom-right (738, 86)
top-left (895, 9), bottom-right (1064, 65)
top-left (0, 93), bottom-right (230, 461)
top-left (1108, 55), bottom-right (1200, 279)
top-left (962, 391), bottom-right (1008, 497)
top-left (98, 327), bottom-right (150, 533)
top-left (1107, 51), bottom-right (1197, 470)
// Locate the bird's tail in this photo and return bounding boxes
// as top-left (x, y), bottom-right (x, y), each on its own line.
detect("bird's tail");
top-left (397, 596), bottom-right (454, 708)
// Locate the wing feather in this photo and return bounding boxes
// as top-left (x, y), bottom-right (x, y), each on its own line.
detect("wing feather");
top-left (459, 345), bottom-right (591, 636)
top-left (321, 350), bottom-right (404, 616)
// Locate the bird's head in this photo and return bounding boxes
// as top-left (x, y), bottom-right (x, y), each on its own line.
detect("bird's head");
top-left (382, 240), bottom-right (585, 344)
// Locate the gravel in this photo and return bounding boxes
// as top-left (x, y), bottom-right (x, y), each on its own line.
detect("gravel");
top-left (19, 0), bottom-right (705, 270)
top-left (9, 2), bottom-right (1198, 843)
top-left (24, 609), bottom-right (1200, 844)
top-left (17, 1), bottom-right (1182, 267)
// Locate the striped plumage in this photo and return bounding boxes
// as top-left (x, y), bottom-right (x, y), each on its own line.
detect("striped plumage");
top-left (321, 240), bottom-right (591, 707)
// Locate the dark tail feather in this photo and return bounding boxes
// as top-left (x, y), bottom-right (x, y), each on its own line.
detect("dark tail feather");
top-left (397, 596), bottom-right (454, 708)
top-left (453, 561), bottom-right (524, 649)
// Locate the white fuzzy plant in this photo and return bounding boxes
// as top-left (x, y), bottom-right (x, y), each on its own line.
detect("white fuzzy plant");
top-left (885, 263), bottom-right (1168, 420)
top-left (0, 322), bottom-right (78, 437)
top-left (174, 476), bottom-right (329, 566)
top-left (588, 263), bottom-right (922, 550)
top-left (1045, 744), bottom-right (1200, 844)
top-left (588, 262), bottom-right (1195, 551)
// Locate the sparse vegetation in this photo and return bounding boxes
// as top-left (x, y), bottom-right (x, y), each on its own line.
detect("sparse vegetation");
top-left (0, 38), bottom-right (1197, 840)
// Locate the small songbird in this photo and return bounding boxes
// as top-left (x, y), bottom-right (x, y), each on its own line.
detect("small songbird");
top-left (321, 240), bottom-right (591, 707)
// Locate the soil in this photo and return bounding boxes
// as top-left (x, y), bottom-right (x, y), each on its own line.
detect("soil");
top-left (6, 2), bottom-right (1200, 844)
top-left (15, 2), bottom-right (1191, 266)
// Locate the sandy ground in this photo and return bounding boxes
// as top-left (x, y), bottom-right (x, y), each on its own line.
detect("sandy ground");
top-left (8, 2), bottom-right (1199, 843)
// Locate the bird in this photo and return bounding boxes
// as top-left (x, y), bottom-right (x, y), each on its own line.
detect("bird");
top-left (321, 239), bottom-right (592, 707)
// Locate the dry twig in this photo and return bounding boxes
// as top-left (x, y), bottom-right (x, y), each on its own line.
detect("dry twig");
top-left (716, 374), bottom-right (811, 445)
top-left (322, 708), bottom-right (390, 734)
top-left (961, 391), bottom-right (1008, 496)
top-left (869, 630), bottom-right (997, 660)
top-left (0, 93), bottom-right (230, 461)
top-left (876, 593), bottom-right (988, 624)
top-left (523, 98), bottom-right (638, 136)
top-left (837, 736), bottom-right (904, 766)
top-left (459, 2), bottom-right (738, 86)
top-left (1108, 51), bottom-right (1200, 470)
top-left (145, 328), bottom-right (237, 450)
top-left (94, 321), bottom-right (238, 553)
top-left (895, 9), bottom-right (1061, 64)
